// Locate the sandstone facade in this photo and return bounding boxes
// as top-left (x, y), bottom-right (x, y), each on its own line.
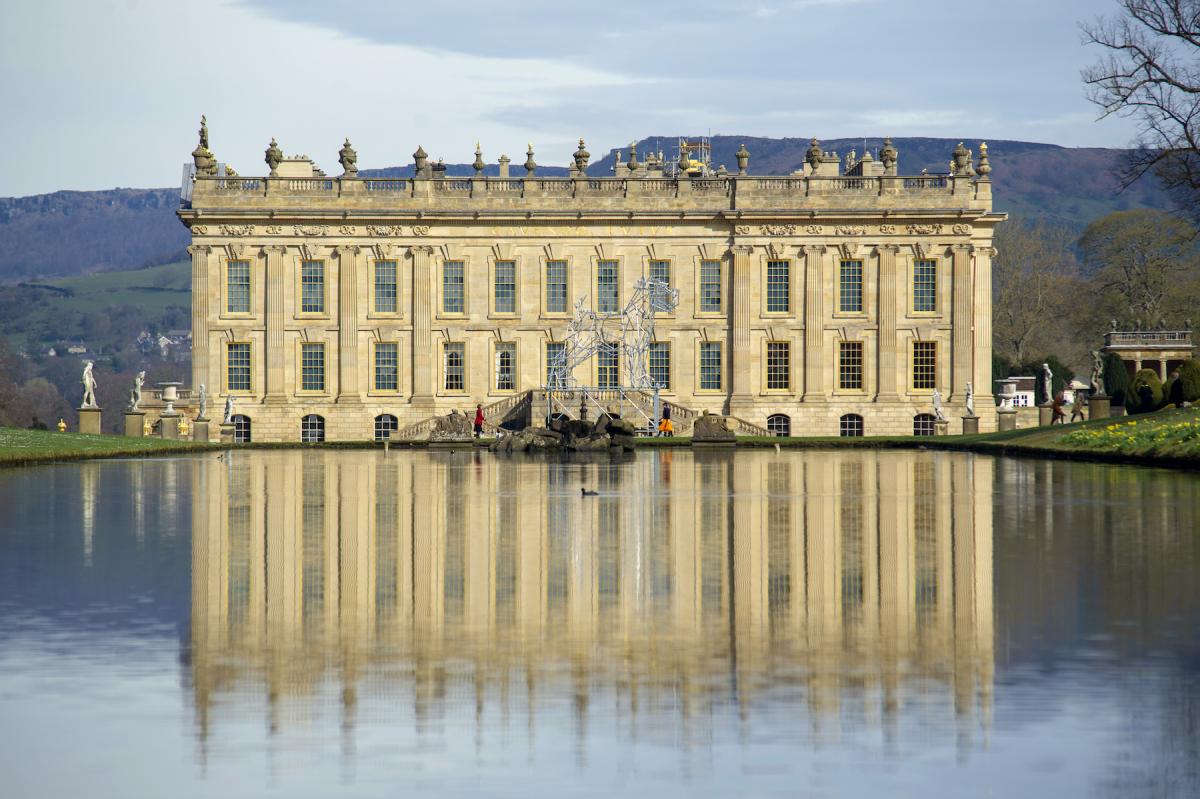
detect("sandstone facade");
top-left (179, 127), bottom-right (1004, 442)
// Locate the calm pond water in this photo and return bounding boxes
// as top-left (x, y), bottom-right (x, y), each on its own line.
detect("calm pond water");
top-left (1, 449), bottom-right (1198, 798)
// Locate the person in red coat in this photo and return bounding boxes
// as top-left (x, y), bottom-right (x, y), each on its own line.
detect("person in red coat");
top-left (474, 404), bottom-right (484, 438)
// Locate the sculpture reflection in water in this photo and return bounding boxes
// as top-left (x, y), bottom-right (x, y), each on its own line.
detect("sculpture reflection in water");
top-left (190, 449), bottom-right (994, 751)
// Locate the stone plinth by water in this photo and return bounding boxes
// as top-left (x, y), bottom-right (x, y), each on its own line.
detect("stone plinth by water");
top-left (123, 411), bottom-right (145, 437)
top-left (78, 407), bottom-right (102, 435)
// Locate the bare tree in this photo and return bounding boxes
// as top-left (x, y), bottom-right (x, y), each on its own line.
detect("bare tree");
top-left (992, 221), bottom-right (1080, 367)
top-left (1078, 208), bottom-right (1200, 323)
top-left (1082, 1), bottom-right (1200, 224)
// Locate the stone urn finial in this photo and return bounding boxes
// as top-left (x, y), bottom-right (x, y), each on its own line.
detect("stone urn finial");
top-left (627, 141), bottom-right (639, 172)
top-left (192, 115), bottom-right (216, 176)
top-left (952, 141), bottom-right (971, 175)
top-left (473, 142), bottom-right (485, 176)
top-left (524, 143), bottom-right (537, 176)
top-left (265, 137), bottom-right (282, 176)
top-left (806, 137), bottom-right (822, 170)
top-left (880, 137), bottom-right (898, 174)
top-left (413, 145), bottom-right (428, 176)
top-left (976, 141), bottom-right (991, 178)
top-left (338, 137), bottom-right (358, 177)
top-left (573, 138), bottom-right (590, 174)
top-left (735, 143), bottom-right (750, 175)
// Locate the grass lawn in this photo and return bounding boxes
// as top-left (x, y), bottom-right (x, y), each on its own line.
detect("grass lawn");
top-left (47, 260), bottom-right (190, 315)
top-left (0, 426), bottom-right (215, 468)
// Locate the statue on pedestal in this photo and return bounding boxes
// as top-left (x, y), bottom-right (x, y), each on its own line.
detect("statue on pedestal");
top-left (223, 395), bottom-right (234, 425)
top-left (197, 384), bottom-right (208, 420)
top-left (128, 371), bottom-right (145, 412)
top-left (1090, 350), bottom-right (1105, 395)
top-left (81, 361), bottom-right (98, 408)
top-left (965, 382), bottom-right (975, 417)
top-left (1041, 362), bottom-right (1054, 404)
top-left (931, 387), bottom-right (946, 421)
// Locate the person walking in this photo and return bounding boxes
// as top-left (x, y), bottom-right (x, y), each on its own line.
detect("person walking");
top-left (1070, 391), bottom-right (1087, 423)
top-left (1052, 393), bottom-right (1067, 424)
top-left (473, 403), bottom-right (485, 438)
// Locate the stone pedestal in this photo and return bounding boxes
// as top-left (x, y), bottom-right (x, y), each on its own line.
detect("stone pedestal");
top-left (123, 411), bottom-right (146, 438)
top-left (961, 415), bottom-right (979, 435)
top-left (160, 414), bottom-right (180, 440)
top-left (997, 409), bottom-right (1017, 432)
top-left (219, 422), bottom-right (236, 444)
top-left (1089, 395), bottom-right (1111, 422)
top-left (933, 419), bottom-right (950, 437)
top-left (193, 418), bottom-right (210, 443)
top-left (78, 407), bottom-right (102, 435)
top-left (1038, 404), bottom-right (1053, 426)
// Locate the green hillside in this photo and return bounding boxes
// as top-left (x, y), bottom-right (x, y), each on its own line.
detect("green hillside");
top-left (48, 260), bottom-right (190, 313)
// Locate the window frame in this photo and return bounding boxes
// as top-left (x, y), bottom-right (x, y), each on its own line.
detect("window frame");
top-left (647, 258), bottom-right (674, 316)
top-left (767, 413), bottom-right (791, 437)
top-left (225, 341), bottom-right (253, 394)
top-left (911, 341), bottom-right (938, 392)
top-left (764, 340), bottom-right (791, 392)
top-left (545, 341), bottom-right (568, 388)
top-left (298, 341), bottom-right (327, 394)
top-left (372, 341), bottom-right (400, 394)
top-left (301, 414), bottom-right (326, 443)
top-left (491, 259), bottom-right (518, 317)
top-left (764, 259), bottom-right (792, 315)
top-left (442, 341), bottom-right (467, 394)
top-left (697, 258), bottom-right (724, 316)
top-left (440, 259), bottom-right (467, 317)
top-left (698, 340), bottom-right (724, 392)
top-left (648, 341), bottom-right (672, 391)
top-left (595, 259), bottom-right (621, 314)
top-left (224, 259), bottom-right (253, 317)
top-left (543, 258), bottom-right (570, 317)
top-left (911, 257), bottom-right (938, 315)
top-left (231, 414), bottom-right (252, 443)
top-left (494, 341), bottom-right (517, 393)
top-left (374, 414), bottom-right (399, 442)
top-left (595, 341), bottom-right (620, 389)
top-left (837, 259), bottom-right (865, 315)
top-left (298, 259), bottom-right (327, 317)
top-left (371, 259), bottom-right (400, 317)
top-left (913, 413), bottom-right (936, 437)
top-left (839, 413), bottom-right (864, 437)
top-left (838, 341), bottom-right (865, 392)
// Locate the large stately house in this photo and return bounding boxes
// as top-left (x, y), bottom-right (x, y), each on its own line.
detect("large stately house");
top-left (179, 119), bottom-right (1004, 442)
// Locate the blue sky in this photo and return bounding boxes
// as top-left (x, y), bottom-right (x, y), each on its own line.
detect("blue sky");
top-left (0, 0), bottom-right (1139, 197)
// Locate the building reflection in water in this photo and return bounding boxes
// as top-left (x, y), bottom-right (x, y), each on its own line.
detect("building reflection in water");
top-left (190, 449), bottom-right (994, 758)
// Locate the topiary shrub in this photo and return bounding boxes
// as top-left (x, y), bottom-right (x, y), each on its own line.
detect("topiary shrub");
top-left (1178, 359), bottom-right (1200, 403)
top-left (1127, 368), bottom-right (1164, 414)
top-left (1103, 352), bottom-right (1130, 406)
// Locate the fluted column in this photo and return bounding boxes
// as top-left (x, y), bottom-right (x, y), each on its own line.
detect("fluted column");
top-left (952, 244), bottom-right (973, 400)
top-left (876, 244), bottom-right (900, 400)
top-left (410, 245), bottom-right (435, 408)
top-left (264, 245), bottom-right (286, 403)
top-left (972, 245), bottom-right (995, 407)
top-left (336, 245), bottom-right (361, 402)
top-left (730, 245), bottom-right (753, 412)
top-left (803, 245), bottom-right (827, 402)
top-left (188, 244), bottom-right (212, 394)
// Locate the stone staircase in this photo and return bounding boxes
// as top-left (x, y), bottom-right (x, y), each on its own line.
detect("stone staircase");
top-left (391, 392), bottom-right (532, 441)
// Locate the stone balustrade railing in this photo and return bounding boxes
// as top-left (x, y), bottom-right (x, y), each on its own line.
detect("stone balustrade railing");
top-left (189, 173), bottom-right (991, 212)
top-left (1104, 331), bottom-right (1193, 348)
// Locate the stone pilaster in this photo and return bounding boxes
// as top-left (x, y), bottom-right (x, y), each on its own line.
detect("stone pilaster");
top-left (876, 244), bottom-right (900, 400)
top-left (729, 245), bottom-right (753, 412)
top-left (803, 245), bottom-right (826, 402)
top-left (188, 244), bottom-right (212, 395)
top-left (264, 245), bottom-right (287, 403)
top-left (952, 244), bottom-right (973, 400)
top-left (410, 245), bottom-right (435, 408)
top-left (336, 245), bottom-right (361, 403)
top-left (971, 245), bottom-right (995, 406)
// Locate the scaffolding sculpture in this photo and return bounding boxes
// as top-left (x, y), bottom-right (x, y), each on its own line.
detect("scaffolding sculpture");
top-left (545, 277), bottom-right (679, 428)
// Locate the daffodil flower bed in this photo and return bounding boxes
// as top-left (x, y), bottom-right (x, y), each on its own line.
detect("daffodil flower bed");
top-left (1056, 409), bottom-right (1200, 458)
